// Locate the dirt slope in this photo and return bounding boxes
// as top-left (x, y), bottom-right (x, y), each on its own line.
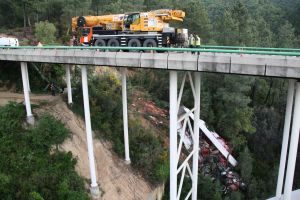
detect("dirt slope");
top-left (0, 92), bottom-right (164, 200)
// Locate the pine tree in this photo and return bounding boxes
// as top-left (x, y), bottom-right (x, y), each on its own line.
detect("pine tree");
top-left (277, 20), bottom-right (296, 48)
top-left (215, 10), bottom-right (239, 45)
top-left (238, 146), bottom-right (253, 183)
top-left (179, 0), bottom-right (212, 43)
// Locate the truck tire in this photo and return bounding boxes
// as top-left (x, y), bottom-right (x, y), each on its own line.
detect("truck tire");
top-left (94, 39), bottom-right (106, 46)
top-left (143, 39), bottom-right (157, 47)
top-left (128, 39), bottom-right (141, 47)
top-left (107, 38), bottom-right (120, 47)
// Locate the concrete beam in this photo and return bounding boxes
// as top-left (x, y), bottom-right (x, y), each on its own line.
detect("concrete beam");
top-left (73, 50), bottom-right (95, 65)
top-left (40, 49), bottom-right (59, 63)
top-left (55, 49), bottom-right (75, 64)
top-left (94, 51), bottom-right (117, 66)
top-left (198, 53), bottom-right (231, 73)
top-left (231, 55), bottom-right (266, 75)
top-left (115, 52), bottom-right (141, 67)
top-left (140, 53), bottom-right (168, 69)
top-left (168, 53), bottom-right (198, 71)
top-left (1, 49), bottom-right (300, 78)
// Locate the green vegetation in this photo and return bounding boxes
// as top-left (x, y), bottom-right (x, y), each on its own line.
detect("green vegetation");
top-left (35, 21), bottom-right (57, 44)
top-left (0, 103), bottom-right (89, 200)
top-left (1, 0), bottom-right (299, 47)
top-left (71, 71), bottom-right (169, 184)
top-left (0, 60), bottom-right (66, 93)
top-left (0, 0), bottom-right (300, 199)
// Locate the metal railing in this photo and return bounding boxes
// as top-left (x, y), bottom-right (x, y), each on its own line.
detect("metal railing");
top-left (1, 45), bottom-right (300, 57)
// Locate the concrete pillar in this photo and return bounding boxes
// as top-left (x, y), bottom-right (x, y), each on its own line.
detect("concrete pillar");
top-left (25, 63), bottom-right (31, 92)
top-left (21, 62), bottom-right (34, 125)
top-left (65, 65), bottom-right (73, 105)
top-left (276, 80), bottom-right (296, 197)
top-left (81, 66), bottom-right (100, 198)
top-left (192, 73), bottom-right (201, 200)
top-left (121, 68), bottom-right (130, 163)
top-left (169, 71), bottom-right (178, 200)
top-left (283, 81), bottom-right (300, 200)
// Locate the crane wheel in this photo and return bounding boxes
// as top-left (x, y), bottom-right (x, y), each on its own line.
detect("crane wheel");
top-left (143, 39), bottom-right (157, 47)
top-left (128, 39), bottom-right (142, 47)
top-left (94, 39), bottom-right (106, 47)
top-left (107, 39), bottom-right (120, 47)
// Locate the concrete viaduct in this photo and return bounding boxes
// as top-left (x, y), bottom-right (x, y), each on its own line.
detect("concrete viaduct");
top-left (0, 46), bottom-right (300, 200)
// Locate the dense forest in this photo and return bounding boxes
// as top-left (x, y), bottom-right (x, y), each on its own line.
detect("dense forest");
top-left (0, 0), bottom-right (299, 47)
top-left (0, 0), bottom-right (300, 199)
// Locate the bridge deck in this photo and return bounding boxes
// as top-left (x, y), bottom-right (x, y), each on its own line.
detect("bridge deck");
top-left (0, 46), bottom-right (300, 78)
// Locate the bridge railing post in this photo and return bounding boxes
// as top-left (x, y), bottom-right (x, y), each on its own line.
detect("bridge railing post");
top-left (121, 68), bottom-right (131, 164)
top-left (81, 65), bottom-right (100, 198)
top-left (65, 65), bottom-right (73, 105)
top-left (21, 62), bottom-right (34, 124)
top-left (276, 79), bottom-right (296, 197)
top-left (283, 81), bottom-right (300, 200)
top-left (169, 71), bottom-right (178, 200)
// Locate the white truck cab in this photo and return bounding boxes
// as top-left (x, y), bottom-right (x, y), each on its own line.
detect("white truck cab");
top-left (0, 37), bottom-right (19, 47)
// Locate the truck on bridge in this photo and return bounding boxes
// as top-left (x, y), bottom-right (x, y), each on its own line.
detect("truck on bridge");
top-left (71, 9), bottom-right (188, 48)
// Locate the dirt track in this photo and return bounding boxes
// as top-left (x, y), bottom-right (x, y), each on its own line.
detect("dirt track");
top-left (0, 92), bottom-right (164, 200)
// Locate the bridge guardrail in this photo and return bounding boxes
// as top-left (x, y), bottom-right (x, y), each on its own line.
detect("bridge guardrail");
top-left (0, 46), bottom-right (300, 57)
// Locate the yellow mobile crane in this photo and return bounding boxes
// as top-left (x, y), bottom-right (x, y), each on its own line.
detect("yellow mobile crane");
top-left (71, 9), bottom-right (188, 47)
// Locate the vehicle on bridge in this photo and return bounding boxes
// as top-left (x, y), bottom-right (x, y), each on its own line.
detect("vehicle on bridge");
top-left (0, 37), bottom-right (19, 47)
top-left (71, 9), bottom-right (188, 47)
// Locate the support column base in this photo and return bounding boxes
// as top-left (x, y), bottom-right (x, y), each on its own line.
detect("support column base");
top-left (125, 159), bottom-right (131, 165)
top-left (67, 102), bottom-right (73, 107)
top-left (26, 115), bottom-right (35, 125)
top-left (90, 185), bottom-right (101, 199)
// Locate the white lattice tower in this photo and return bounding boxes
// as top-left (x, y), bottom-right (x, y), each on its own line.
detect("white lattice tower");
top-left (169, 71), bottom-right (201, 200)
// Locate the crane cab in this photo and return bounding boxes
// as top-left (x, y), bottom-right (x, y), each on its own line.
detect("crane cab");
top-left (78, 27), bottom-right (93, 45)
top-left (123, 13), bottom-right (140, 31)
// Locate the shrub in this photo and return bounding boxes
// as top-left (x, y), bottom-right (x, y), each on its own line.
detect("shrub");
top-left (35, 21), bottom-right (57, 44)
top-left (0, 103), bottom-right (89, 199)
top-left (29, 192), bottom-right (44, 200)
top-left (26, 114), bottom-right (69, 151)
top-left (129, 119), bottom-right (169, 183)
top-left (0, 102), bottom-right (24, 134)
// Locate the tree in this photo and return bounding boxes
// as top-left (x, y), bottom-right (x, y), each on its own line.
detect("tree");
top-left (250, 17), bottom-right (275, 47)
top-left (179, 0), bottom-right (212, 43)
top-left (27, 114), bottom-right (69, 151)
top-left (144, 0), bottom-right (171, 10)
top-left (204, 75), bottom-right (255, 151)
top-left (230, 0), bottom-right (254, 45)
top-left (277, 20), bottom-right (297, 48)
top-left (238, 146), bottom-right (253, 183)
top-left (198, 176), bottom-right (222, 199)
top-left (29, 192), bottom-right (44, 200)
top-left (215, 10), bottom-right (239, 45)
top-left (35, 21), bottom-right (57, 44)
top-left (0, 103), bottom-right (89, 200)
